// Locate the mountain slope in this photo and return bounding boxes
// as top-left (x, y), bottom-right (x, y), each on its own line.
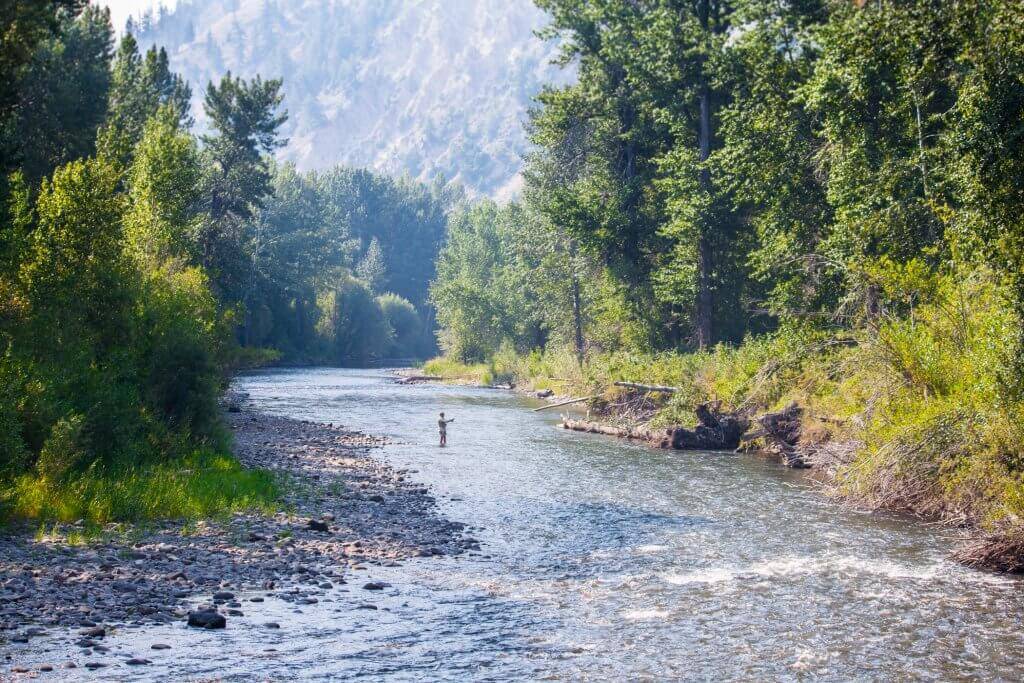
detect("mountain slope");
top-left (133, 0), bottom-right (571, 199)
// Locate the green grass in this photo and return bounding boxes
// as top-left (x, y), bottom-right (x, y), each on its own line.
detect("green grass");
top-left (0, 449), bottom-right (280, 528)
top-left (422, 356), bottom-right (497, 385)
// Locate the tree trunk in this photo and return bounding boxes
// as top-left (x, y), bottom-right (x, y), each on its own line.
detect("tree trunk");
top-left (695, 0), bottom-right (714, 350)
top-left (569, 242), bottom-right (585, 366)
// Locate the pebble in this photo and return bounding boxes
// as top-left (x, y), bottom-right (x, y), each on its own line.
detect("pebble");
top-left (151, 643), bottom-right (171, 650)
top-left (0, 410), bottom-right (470, 667)
top-left (126, 658), bottom-right (151, 665)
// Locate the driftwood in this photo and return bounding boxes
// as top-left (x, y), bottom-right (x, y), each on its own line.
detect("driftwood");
top-left (747, 402), bottom-right (809, 468)
top-left (668, 400), bottom-right (750, 450)
top-left (561, 400), bottom-right (749, 452)
top-left (395, 374), bottom-right (442, 384)
top-left (533, 395), bottom-right (598, 412)
top-left (562, 418), bottom-right (671, 448)
top-left (613, 381), bottom-right (678, 394)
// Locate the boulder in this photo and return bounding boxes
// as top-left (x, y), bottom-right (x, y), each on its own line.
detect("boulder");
top-left (187, 609), bottom-right (226, 629)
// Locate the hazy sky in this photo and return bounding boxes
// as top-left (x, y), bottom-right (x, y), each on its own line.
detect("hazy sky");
top-left (99, 0), bottom-right (179, 32)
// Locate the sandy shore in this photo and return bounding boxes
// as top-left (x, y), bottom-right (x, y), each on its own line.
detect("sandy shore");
top-left (0, 403), bottom-right (476, 674)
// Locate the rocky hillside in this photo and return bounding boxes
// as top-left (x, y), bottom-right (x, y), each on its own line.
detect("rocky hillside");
top-left (132, 0), bottom-right (571, 199)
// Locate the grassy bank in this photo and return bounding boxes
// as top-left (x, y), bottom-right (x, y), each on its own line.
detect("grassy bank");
top-left (0, 447), bottom-right (280, 532)
top-left (426, 267), bottom-right (1024, 571)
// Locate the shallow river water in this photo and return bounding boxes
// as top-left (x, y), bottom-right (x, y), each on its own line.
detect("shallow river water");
top-left (219, 368), bottom-right (1023, 681)
top-left (16, 368), bottom-right (1024, 680)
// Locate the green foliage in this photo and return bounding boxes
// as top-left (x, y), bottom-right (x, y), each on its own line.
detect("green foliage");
top-left (0, 1), bottom-right (89, 167)
top-left (316, 275), bottom-right (392, 367)
top-left (12, 5), bottom-right (113, 185)
top-left (356, 237), bottom-right (386, 293)
top-left (35, 414), bottom-right (87, 480)
top-left (198, 72), bottom-right (287, 301)
top-left (377, 293), bottom-right (426, 360)
top-left (99, 33), bottom-right (192, 167)
top-left (318, 168), bottom-right (449, 311)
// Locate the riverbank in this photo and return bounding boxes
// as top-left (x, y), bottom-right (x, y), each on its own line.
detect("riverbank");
top-left (421, 287), bottom-right (1024, 574)
top-left (1, 403), bottom-right (472, 674)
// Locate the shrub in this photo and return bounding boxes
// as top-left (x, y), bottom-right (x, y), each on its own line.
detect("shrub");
top-left (35, 414), bottom-right (88, 480)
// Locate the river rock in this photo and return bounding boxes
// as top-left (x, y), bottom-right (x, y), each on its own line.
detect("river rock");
top-left (307, 519), bottom-right (330, 532)
top-left (187, 609), bottom-right (226, 629)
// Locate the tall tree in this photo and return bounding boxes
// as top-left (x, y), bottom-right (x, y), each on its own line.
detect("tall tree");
top-left (11, 5), bottom-right (113, 186)
top-left (0, 0), bottom-right (87, 126)
top-left (198, 73), bottom-right (287, 300)
top-left (99, 34), bottom-right (192, 167)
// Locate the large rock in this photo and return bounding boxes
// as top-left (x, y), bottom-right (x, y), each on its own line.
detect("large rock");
top-left (187, 609), bottom-right (226, 629)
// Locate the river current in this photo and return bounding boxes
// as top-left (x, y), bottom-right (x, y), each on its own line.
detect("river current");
top-left (19, 367), bottom-right (1023, 681)
top-left (215, 368), bottom-right (1022, 681)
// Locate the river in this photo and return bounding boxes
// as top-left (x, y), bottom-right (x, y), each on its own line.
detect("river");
top-left (215, 368), bottom-right (1022, 681)
top-left (17, 367), bottom-right (1022, 681)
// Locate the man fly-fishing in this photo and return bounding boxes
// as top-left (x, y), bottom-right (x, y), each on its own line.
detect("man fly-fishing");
top-left (438, 412), bottom-right (454, 447)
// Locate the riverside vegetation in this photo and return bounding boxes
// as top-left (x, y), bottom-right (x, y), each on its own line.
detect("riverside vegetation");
top-left (426, 0), bottom-right (1024, 571)
top-left (3, 0), bottom-right (1024, 573)
top-left (0, 5), bottom-right (446, 528)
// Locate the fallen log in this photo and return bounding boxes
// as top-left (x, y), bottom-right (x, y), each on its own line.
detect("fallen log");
top-left (561, 418), bottom-right (670, 448)
top-left (395, 374), bottom-right (442, 383)
top-left (613, 381), bottom-right (679, 394)
top-left (746, 402), bottom-right (809, 468)
top-left (533, 395), bottom-right (598, 412)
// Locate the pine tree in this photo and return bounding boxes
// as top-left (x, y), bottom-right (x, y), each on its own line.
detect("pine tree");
top-left (356, 237), bottom-right (386, 292)
top-left (198, 73), bottom-right (287, 300)
top-left (99, 35), bottom-right (192, 168)
top-left (12, 5), bottom-right (114, 185)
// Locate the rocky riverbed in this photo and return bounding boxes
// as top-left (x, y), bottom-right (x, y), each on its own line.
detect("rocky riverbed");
top-left (1, 405), bottom-right (476, 676)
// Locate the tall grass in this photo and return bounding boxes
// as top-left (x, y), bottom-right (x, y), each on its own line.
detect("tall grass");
top-left (0, 449), bottom-right (279, 527)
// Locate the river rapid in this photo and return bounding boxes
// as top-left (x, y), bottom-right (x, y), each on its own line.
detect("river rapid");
top-left (212, 368), bottom-right (1022, 681)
